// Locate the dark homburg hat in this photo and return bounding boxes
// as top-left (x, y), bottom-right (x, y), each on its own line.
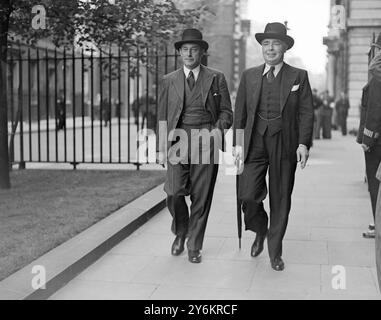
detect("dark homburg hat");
top-left (255, 22), bottom-right (294, 49)
top-left (371, 32), bottom-right (381, 49)
top-left (174, 28), bottom-right (209, 51)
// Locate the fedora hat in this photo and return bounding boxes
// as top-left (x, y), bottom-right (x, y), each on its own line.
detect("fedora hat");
top-left (174, 28), bottom-right (209, 51)
top-left (371, 32), bottom-right (381, 49)
top-left (255, 22), bottom-right (294, 49)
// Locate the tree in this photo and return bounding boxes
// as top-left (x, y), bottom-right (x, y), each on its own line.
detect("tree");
top-left (0, 0), bottom-right (212, 189)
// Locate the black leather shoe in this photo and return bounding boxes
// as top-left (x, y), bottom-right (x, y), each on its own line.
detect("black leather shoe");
top-left (188, 250), bottom-right (202, 263)
top-left (271, 257), bottom-right (285, 271)
top-left (362, 229), bottom-right (375, 238)
top-left (171, 235), bottom-right (186, 256)
top-left (251, 231), bottom-right (267, 257)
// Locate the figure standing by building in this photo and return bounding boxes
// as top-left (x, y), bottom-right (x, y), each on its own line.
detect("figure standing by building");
top-left (321, 90), bottom-right (333, 139)
top-left (312, 88), bottom-right (323, 139)
top-left (157, 28), bottom-right (233, 263)
top-left (369, 34), bottom-right (381, 291)
top-left (102, 98), bottom-right (111, 127)
top-left (56, 89), bottom-right (66, 131)
top-left (132, 90), bottom-right (157, 132)
top-left (233, 22), bottom-right (314, 271)
top-left (357, 33), bottom-right (381, 239)
top-left (375, 162), bottom-right (381, 290)
top-left (335, 91), bottom-right (350, 136)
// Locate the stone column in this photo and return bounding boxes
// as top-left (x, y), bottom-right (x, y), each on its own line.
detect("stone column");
top-left (327, 50), bottom-right (336, 96)
top-left (323, 35), bottom-right (341, 98)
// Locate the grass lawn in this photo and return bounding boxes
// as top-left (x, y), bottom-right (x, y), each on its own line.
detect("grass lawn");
top-left (0, 169), bottom-right (165, 281)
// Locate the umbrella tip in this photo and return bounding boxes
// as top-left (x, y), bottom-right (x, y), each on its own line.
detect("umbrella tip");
top-left (239, 239), bottom-right (241, 250)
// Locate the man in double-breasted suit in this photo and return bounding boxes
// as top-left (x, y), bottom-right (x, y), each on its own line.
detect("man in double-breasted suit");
top-left (157, 28), bottom-right (233, 263)
top-left (233, 22), bottom-right (314, 271)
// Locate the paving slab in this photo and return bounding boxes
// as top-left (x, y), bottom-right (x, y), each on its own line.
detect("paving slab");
top-left (249, 262), bottom-right (321, 295)
top-left (50, 279), bottom-right (157, 300)
top-left (321, 265), bottom-right (379, 296)
top-left (327, 241), bottom-right (376, 267)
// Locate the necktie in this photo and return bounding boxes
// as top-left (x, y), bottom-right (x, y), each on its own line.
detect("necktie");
top-left (267, 66), bottom-right (275, 83)
top-left (187, 70), bottom-right (195, 90)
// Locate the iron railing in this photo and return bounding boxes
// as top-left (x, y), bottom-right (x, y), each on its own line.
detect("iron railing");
top-left (6, 44), bottom-right (187, 169)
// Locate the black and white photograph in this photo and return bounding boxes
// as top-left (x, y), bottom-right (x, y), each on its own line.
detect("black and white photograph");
top-left (0, 0), bottom-right (380, 304)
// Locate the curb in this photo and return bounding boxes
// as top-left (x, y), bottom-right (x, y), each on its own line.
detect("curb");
top-left (0, 184), bottom-right (166, 300)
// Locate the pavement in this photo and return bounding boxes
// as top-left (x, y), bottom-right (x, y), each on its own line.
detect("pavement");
top-left (46, 129), bottom-right (381, 300)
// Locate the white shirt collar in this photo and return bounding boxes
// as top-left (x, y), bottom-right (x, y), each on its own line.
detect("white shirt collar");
top-left (263, 62), bottom-right (284, 78)
top-left (184, 65), bottom-right (201, 82)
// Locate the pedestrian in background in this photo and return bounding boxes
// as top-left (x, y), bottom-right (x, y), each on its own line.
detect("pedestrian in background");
top-left (312, 88), bottom-right (323, 140)
top-left (102, 98), bottom-right (111, 127)
top-left (132, 93), bottom-right (157, 132)
top-left (335, 91), bottom-right (350, 136)
top-left (321, 90), bottom-right (333, 139)
top-left (56, 89), bottom-right (66, 131)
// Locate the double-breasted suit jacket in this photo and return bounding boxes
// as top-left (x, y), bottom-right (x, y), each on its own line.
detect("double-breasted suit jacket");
top-left (157, 64), bottom-right (233, 155)
top-left (233, 62), bottom-right (314, 161)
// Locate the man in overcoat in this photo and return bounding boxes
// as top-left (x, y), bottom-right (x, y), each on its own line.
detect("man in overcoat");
top-left (357, 33), bottom-right (381, 239)
top-left (157, 28), bottom-right (233, 263)
top-left (233, 22), bottom-right (314, 271)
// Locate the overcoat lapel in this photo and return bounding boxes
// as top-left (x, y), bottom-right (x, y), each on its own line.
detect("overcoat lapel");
top-left (200, 65), bottom-right (214, 107)
top-left (280, 63), bottom-right (298, 112)
top-left (172, 69), bottom-right (185, 104)
top-left (249, 64), bottom-right (265, 113)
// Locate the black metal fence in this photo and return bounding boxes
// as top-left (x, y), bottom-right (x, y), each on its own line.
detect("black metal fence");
top-left (6, 44), bottom-right (183, 169)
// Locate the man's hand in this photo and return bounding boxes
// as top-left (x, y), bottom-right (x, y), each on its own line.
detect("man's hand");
top-left (296, 144), bottom-right (309, 169)
top-left (233, 145), bottom-right (243, 172)
top-left (361, 144), bottom-right (370, 152)
top-left (156, 151), bottom-right (166, 168)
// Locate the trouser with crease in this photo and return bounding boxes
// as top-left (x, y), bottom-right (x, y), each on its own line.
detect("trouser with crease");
top-left (238, 129), bottom-right (297, 261)
top-left (365, 145), bottom-right (381, 221)
top-left (375, 175), bottom-right (381, 291)
top-left (164, 122), bottom-right (219, 251)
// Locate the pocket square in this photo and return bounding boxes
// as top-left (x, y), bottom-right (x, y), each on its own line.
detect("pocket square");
top-left (291, 84), bottom-right (300, 92)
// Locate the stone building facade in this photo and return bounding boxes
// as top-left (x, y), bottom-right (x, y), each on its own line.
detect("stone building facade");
top-left (324, 0), bottom-right (381, 120)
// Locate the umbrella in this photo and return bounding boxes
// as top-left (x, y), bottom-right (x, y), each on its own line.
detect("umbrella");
top-left (236, 172), bottom-right (242, 250)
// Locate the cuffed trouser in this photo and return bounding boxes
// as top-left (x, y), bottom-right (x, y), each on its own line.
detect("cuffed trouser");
top-left (375, 181), bottom-right (381, 291)
top-left (338, 112), bottom-right (347, 135)
top-left (238, 130), bottom-right (297, 261)
top-left (365, 146), bottom-right (381, 220)
top-left (322, 108), bottom-right (332, 139)
top-left (313, 109), bottom-right (321, 139)
top-left (164, 123), bottom-right (219, 251)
